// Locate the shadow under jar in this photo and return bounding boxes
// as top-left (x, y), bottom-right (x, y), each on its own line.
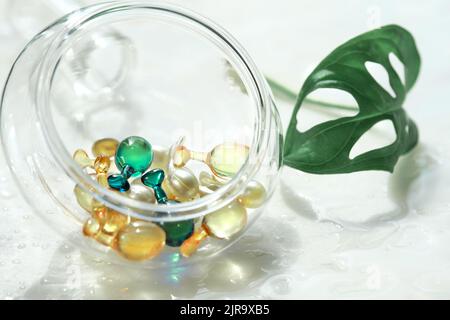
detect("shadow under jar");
top-left (0, 1), bottom-right (282, 268)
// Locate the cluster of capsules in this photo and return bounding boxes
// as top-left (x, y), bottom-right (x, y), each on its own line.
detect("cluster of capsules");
top-left (73, 136), bottom-right (266, 262)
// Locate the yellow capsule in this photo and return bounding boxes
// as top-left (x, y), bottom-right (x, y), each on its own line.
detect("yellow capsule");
top-left (92, 138), bottom-right (119, 158)
top-left (97, 174), bottom-right (108, 188)
top-left (209, 143), bottom-right (249, 178)
top-left (74, 184), bottom-right (94, 212)
top-left (198, 171), bottom-right (223, 195)
top-left (179, 227), bottom-right (209, 257)
top-left (204, 202), bottom-right (247, 239)
top-left (74, 149), bottom-right (111, 188)
top-left (92, 205), bottom-right (108, 223)
top-left (163, 167), bottom-right (199, 202)
top-left (73, 149), bottom-right (94, 168)
top-left (102, 209), bottom-right (131, 235)
top-left (173, 146), bottom-right (191, 168)
top-left (237, 181), bottom-right (266, 208)
top-left (83, 217), bottom-right (101, 237)
top-left (117, 221), bottom-right (166, 261)
top-left (128, 180), bottom-right (156, 203)
top-left (94, 156), bottom-right (111, 174)
top-left (173, 143), bottom-right (249, 179)
top-left (95, 231), bottom-right (118, 247)
top-left (83, 208), bottom-right (130, 248)
top-left (74, 184), bottom-right (108, 212)
top-left (82, 211), bottom-right (117, 247)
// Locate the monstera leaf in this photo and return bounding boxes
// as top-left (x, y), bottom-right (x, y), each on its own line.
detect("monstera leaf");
top-left (283, 25), bottom-right (421, 174)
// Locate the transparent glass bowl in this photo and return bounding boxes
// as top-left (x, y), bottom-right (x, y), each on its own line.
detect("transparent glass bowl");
top-left (0, 1), bottom-right (283, 268)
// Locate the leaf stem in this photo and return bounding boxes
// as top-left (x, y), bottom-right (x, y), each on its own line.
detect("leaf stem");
top-left (266, 76), bottom-right (358, 112)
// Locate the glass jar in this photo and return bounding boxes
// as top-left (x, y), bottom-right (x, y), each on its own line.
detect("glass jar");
top-left (0, 1), bottom-right (283, 268)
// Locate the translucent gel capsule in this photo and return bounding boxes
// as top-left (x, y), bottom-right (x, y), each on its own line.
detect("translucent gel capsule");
top-left (95, 231), bottom-right (118, 247)
top-left (73, 149), bottom-right (111, 187)
top-left (73, 149), bottom-right (94, 168)
top-left (92, 138), bottom-right (119, 158)
top-left (209, 143), bottom-right (249, 178)
top-left (173, 146), bottom-right (191, 167)
top-left (94, 156), bottom-right (111, 187)
top-left (179, 227), bottom-right (209, 257)
top-left (94, 156), bottom-right (111, 174)
top-left (141, 169), bottom-right (167, 204)
top-left (128, 179), bottom-right (156, 203)
top-left (173, 143), bottom-right (249, 179)
top-left (115, 136), bottom-right (153, 176)
top-left (163, 167), bottom-right (199, 202)
top-left (150, 147), bottom-right (170, 173)
top-left (160, 220), bottom-right (195, 247)
top-left (204, 202), bottom-right (247, 239)
top-left (83, 217), bottom-right (101, 237)
top-left (198, 171), bottom-right (223, 195)
top-left (199, 174), bottom-right (266, 207)
top-left (93, 205), bottom-right (109, 224)
top-left (179, 201), bottom-right (247, 256)
top-left (97, 174), bottom-right (108, 188)
top-left (83, 213), bottom-right (114, 246)
top-left (83, 208), bottom-right (131, 248)
top-left (237, 181), bottom-right (266, 208)
top-left (117, 221), bottom-right (166, 261)
top-left (102, 209), bottom-right (131, 235)
top-left (74, 184), bottom-right (94, 213)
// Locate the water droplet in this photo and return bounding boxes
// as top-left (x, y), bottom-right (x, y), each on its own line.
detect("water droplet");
top-left (260, 274), bottom-right (292, 297)
top-left (61, 244), bottom-right (72, 252)
top-left (0, 189), bottom-right (14, 199)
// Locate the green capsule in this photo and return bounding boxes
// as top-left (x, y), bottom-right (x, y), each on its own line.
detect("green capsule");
top-left (115, 136), bottom-right (153, 176)
top-left (107, 174), bottom-right (130, 192)
top-left (141, 169), bottom-right (167, 203)
top-left (160, 219), bottom-right (195, 247)
top-left (107, 165), bottom-right (135, 192)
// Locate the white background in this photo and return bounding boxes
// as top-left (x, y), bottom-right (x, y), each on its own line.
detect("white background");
top-left (0, 0), bottom-right (449, 299)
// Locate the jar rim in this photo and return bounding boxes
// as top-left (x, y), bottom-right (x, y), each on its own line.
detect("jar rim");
top-left (35, 1), bottom-right (274, 221)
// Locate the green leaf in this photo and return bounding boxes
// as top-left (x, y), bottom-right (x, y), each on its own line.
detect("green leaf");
top-left (283, 25), bottom-right (421, 174)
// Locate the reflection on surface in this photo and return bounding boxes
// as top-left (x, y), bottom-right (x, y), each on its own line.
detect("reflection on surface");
top-left (281, 143), bottom-right (438, 229)
top-left (22, 216), bottom-right (301, 299)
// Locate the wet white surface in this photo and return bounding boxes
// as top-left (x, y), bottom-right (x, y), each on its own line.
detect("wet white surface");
top-left (0, 0), bottom-right (450, 299)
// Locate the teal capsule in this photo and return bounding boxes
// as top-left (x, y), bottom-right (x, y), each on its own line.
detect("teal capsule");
top-left (141, 169), bottom-right (167, 203)
top-left (107, 174), bottom-right (129, 192)
top-left (108, 165), bottom-right (135, 192)
top-left (115, 136), bottom-right (153, 177)
top-left (160, 219), bottom-right (195, 247)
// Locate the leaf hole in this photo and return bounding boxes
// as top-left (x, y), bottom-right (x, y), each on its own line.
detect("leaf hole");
top-left (365, 61), bottom-right (396, 98)
top-left (295, 88), bottom-right (359, 133)
top-left (349, 119), bottom-right (397, 159)
top-left (388, 52), bottom-right (406, 86)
